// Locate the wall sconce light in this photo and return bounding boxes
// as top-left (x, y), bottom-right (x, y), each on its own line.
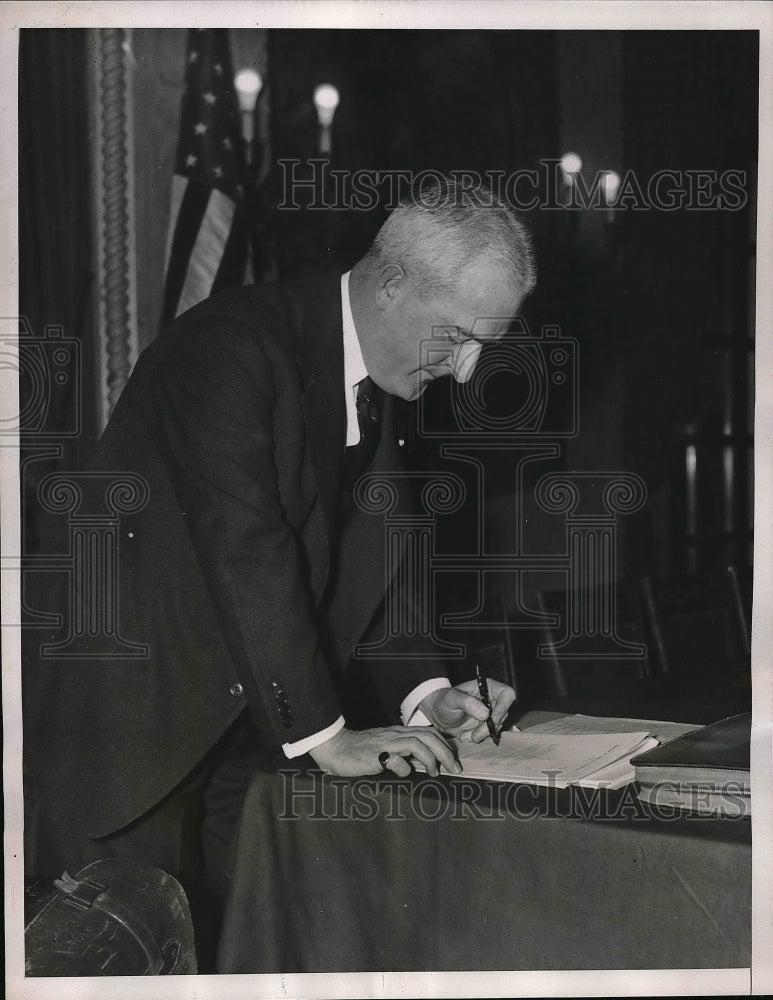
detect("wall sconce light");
top-left (602, 170), bottom-right (621, 206)
top-left (602, 170), bottom-right (621, 229)
top-left (234, 68), bottom-right (263, 161)
top-left (559, 151), bottom-right (583, 186)
top-left (313, 83), bottom-right (340, 156)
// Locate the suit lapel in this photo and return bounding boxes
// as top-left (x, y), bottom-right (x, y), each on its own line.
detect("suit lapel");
top-left (295, 274), bottom-right (346, 549)
top-left (325, 392), bottom-right (415, 651)
top-left (290, 274), bottom-right (413, 653)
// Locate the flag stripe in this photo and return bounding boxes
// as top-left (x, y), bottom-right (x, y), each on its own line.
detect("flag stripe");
top-left (163, 174), bottom-right (188, 274)
top-left (160, 180), bottom-right (210, 328)
top-left (176, 189), bottom-right (236, 317)
top-left (211, 202), bottom-right (250, 295)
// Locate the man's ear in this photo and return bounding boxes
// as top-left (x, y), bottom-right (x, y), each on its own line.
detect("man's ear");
top-left (375, 263), bottom-right (405, 310)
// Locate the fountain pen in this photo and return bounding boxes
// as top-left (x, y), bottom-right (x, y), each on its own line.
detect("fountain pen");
top-left (474, 664), bottom-right (500, 746)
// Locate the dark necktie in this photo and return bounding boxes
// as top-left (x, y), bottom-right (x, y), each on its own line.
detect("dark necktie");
top-left (343, 376), bottom-right (382, 493)
top-left (356, 376), bottom-right (382, 463)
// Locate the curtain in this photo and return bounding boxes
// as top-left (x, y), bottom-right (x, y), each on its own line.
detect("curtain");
top-left (19, 28), bottom-right (97, 552)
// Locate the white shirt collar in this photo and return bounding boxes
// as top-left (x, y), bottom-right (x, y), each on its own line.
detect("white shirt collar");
top-left (341, 271), bottom-right (369, 446)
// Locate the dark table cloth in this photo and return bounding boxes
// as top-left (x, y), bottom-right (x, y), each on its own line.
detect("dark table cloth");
top-left (217, 764), bottom-right (750, 973)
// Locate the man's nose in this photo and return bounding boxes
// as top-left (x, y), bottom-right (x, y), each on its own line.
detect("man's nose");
top-left (452, 340), bottom-right (483, 383)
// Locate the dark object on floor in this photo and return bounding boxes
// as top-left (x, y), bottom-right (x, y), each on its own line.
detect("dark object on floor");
top-left (24, 858), bottom-right (197, 976)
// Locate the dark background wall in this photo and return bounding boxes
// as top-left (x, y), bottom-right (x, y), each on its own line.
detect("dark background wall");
top-left (267, 30), bottom-right (559, 277)
top-left (261, 28), bottom-right (757, 588)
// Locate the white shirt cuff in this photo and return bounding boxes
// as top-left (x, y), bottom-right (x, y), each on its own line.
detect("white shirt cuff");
top-left (282, 715), bottom-right (345, 758)
top-left (400, 677), bottom-right (451, 726)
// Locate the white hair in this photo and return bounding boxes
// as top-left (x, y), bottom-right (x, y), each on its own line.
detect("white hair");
top-left (365, 175), bottom-right (536, 298)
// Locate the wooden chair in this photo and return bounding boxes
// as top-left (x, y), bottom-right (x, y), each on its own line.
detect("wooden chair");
top-left (534, 566), bottom-right (751, 721)
top-left (640, 565), bottom-right (751, 718)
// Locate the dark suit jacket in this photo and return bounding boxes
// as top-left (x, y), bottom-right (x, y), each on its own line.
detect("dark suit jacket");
top-left (24, 274), bottom-right (446, 856)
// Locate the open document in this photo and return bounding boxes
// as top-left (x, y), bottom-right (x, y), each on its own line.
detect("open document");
top-left (433, 729), bottom-right (659, 790)
top-left (414, 714), bottom-right (702, 789)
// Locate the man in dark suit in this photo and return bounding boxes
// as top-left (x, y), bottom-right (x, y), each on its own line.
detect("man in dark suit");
top-left (24, 178), bottom-right (535, 897)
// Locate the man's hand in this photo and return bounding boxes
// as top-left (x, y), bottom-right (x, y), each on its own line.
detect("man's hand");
top-left (418, 679), bottom-right (516, 742)
top-left (309, 725), bottom-right (462, 778)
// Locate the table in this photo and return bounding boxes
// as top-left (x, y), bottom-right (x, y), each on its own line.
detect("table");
top-left (216, 722), bottom-right (751, 973)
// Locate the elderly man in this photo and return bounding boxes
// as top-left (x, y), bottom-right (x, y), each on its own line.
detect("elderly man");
top-left (25, 178), bottom-right (535, 910)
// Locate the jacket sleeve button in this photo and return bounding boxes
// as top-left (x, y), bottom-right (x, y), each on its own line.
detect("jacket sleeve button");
top-left (229, 682), bottom-right (244, 697)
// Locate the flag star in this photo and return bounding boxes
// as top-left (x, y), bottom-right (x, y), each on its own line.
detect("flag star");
top-left (185, 153), bottom-right (198, 167)
top-left (212, 165), bottom-right (223, 178)
top-left (203, 92), bottom-right (216, 105)
top-left (188, 50), bottom-right (199, 63)
top-left (194, 122), bottom-right (207, 135)
top-left (222, 137), bottom-right (232, 150)
top-left (213, 63), bottom-right (223, 75)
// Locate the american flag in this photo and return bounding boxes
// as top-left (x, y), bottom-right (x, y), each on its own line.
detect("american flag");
top-left (160, 29), bottom-right (252, 328)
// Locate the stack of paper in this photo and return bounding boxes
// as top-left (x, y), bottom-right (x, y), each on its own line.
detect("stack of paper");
top-left (522, 713), bottom-right (700, 744)
top-left (440, 729), bottom-right (657, 789)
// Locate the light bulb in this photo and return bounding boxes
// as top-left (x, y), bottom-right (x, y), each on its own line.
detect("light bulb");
top-left (313, 84), bottom-right (340, 127)
top-left (602, 170), bottom-right (621, 205)
top-left (234, 69), bottom-right (262, 113)
top-left (560, 151), bottom-right (583, 184)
